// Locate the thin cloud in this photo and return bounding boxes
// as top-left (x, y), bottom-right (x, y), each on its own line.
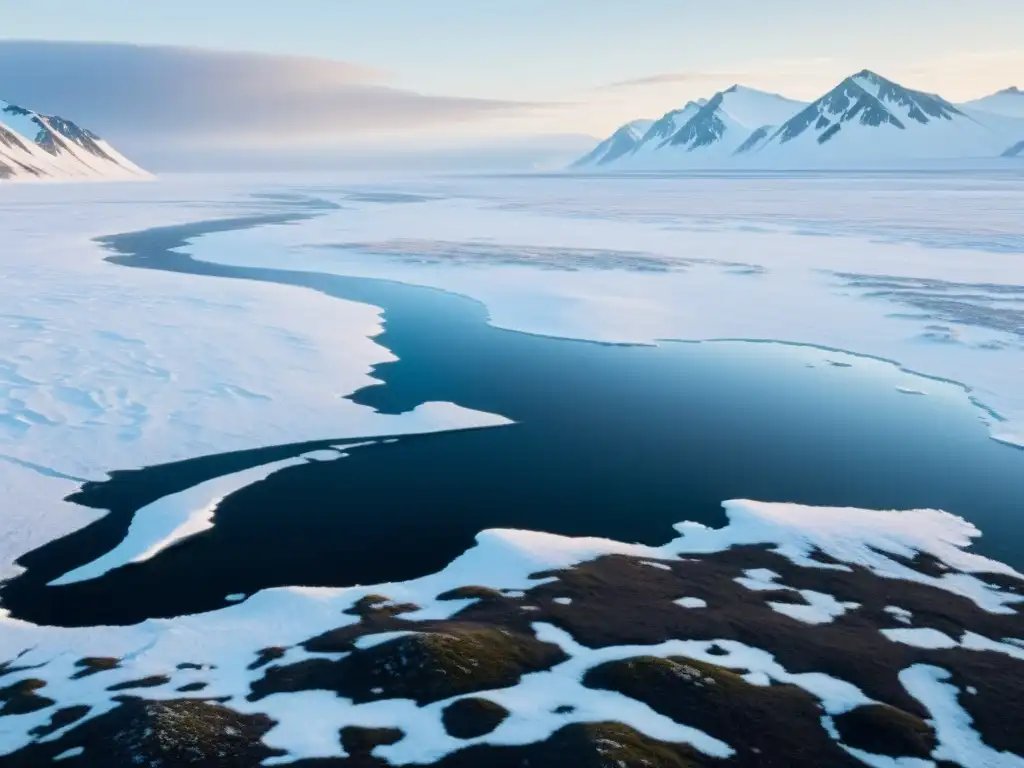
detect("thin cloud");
top-left (0, 41), bottom-right (546, 148)
top-left (601, 71), bottom-right (748, 90)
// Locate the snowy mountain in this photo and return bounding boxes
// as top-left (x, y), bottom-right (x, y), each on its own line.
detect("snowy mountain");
top-left (754, 70), bottom-right (1015, 164)
top-left (577, 87), bottom-right (806, 169)
top-left (574, 102), bottom-right (703, 168)
top-left (573, 71), bottom-right (1023, 169)
top-left (638, 100), bottom-right (707, 145)
top-left (571, 119), bottom-right (654, 167)
top-left (961, 86), bottom-right (1024, 118)
top-left (1, 100), bottom-right (150, 181)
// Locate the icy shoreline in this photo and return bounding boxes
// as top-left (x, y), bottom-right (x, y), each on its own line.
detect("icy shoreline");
top-left (184, 177), bottom-right (1024, 451)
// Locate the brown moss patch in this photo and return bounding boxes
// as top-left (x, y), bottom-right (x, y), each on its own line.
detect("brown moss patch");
top-left (584, 656), bottom-right (863, 767)
top-left (106, 675), bottom-right (171, 692)
top-left (340, 726), bottom-right (404, 757)
top-left (433, 722), bottom-right (710, 767)
top-left (833, 703), bottom-right (936, 758)
top-left (0, 678), bottom-right (55, 716)
top-left (437, 586), bottom-right (506, 602)
top-left (343, 595), bottom-right (420, 620)
top-left (442, 698), bottom-right (509, 739)
top-left (252, 623), bottom-right (566, 705)
top-left (1, 698), bottom-right (282, 767)
top-left (248, 647), bottom-right (288, 671)
top-left (72, 657), bottom-right (121, 679)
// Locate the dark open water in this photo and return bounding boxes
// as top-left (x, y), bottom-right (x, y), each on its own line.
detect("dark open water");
top-left (4, 209), bottom-right (1023, 627)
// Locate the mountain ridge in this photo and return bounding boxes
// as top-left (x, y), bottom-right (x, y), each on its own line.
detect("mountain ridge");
top-left (574, 71), bottom-right (1024, 169)
top-left (0, 99), bottom-right (150, 182)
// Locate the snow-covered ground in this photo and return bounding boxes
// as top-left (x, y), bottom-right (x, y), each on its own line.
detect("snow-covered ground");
top-left (190, 172), bottom-right (1024, 451)
top-left (0, 177), bottom-right (510, 579)
top-left (1, 171), bottom-right (1023, 766)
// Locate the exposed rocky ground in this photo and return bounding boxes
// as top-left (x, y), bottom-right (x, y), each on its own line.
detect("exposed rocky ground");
top-left (1, 543), bottom-right (1021, 767)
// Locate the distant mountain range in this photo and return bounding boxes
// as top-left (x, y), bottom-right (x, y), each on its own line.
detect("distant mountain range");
top-left (574, 71), bottom-right (1024, 169)
top-left (1, 99), bottom-right (149, 182)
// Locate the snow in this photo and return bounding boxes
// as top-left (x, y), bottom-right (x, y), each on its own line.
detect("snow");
top-left (959, 632), bottom-right (1024, 662)
top-left (674, 597), bottom-right (707, 609)
top-left (883, 629), bottom-right (1024, 661)
top-left (883, 606), bottom-right (914, 625)
top-left (840, 746), bottom-right (933, 768)
top-left (49, 456), bottom-right (311, 586)
top-left (716, 85), bottom-right (806, 129)
top-left (225, 593), bottom-right (247, 603)
top-left (736, 568), bottom-right (860, 624)
top-left (900, 665), bottom-right (1024, 767)
top-left (191, 174), bottom-right (1024, 450)
top-left (735, 568), bottom-right (785, 591)
top-left (640, 560), bottom-right (673, 571)
top-left (352, 631), bottom-right (417, 650)
top-left (881, 628), bottom-right (959, 650)
top-left (552, 597), bottom-right (572, 605)
top-left (768, 591), bottom-right (860, 626)
top-left (53, 747), bottom-right (85, 761)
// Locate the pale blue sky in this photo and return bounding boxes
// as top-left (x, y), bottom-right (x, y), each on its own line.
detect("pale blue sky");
top-left (4, 0), bottom-right (1021, 103)
top-left (1, 0), bottom-right (1020, 165)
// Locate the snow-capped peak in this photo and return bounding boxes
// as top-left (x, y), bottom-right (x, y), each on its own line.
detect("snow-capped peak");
top-left (571, 118), bottom-right (656, 167)
top-left (848, 70), bottom-right (963, 123)
top-left (1, 99), bottom-right (150, 182)
top-left (572, 70), bottom-right (1024, 170)
top-left (961, 86), bottom-right (1024, 118)
top-left (715, 85), bottom-right (807, 130)
top-left (639, 100), bottom-right (707, 146)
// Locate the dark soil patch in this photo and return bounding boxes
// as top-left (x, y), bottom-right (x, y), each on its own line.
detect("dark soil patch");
top-left (72, 657), bottom-right (120, 679)
top-left (29, 705), bottom-right (92, 738)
